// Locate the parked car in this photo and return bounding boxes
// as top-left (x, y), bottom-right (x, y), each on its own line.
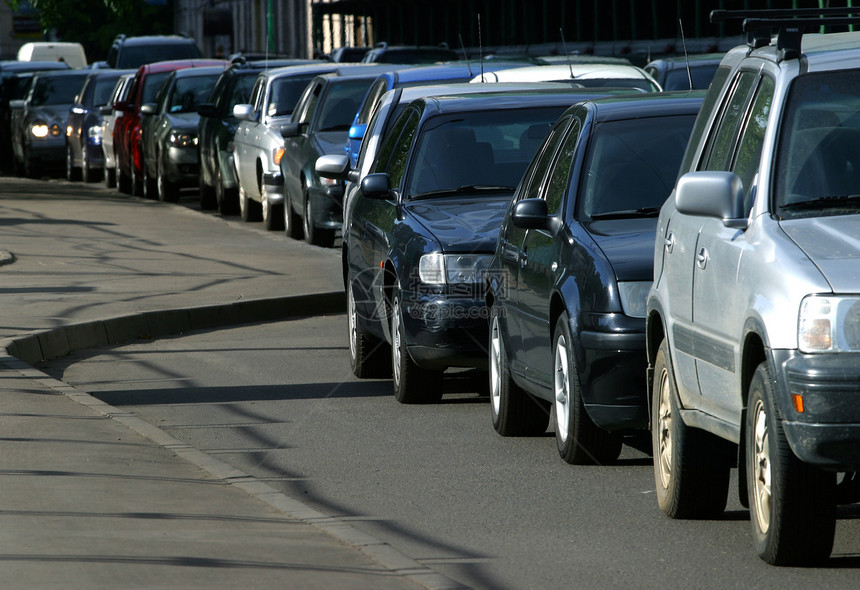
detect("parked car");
top-left (100, 72), bottom-right (136, 188)
top-left (10, 69), bottom-right (90, 177)
top-left (486, 92), bottom-right (701, 465)
top-left (338, 88), bottom-right (599, 403)
top-left (361, 42), bottom-right (458, 64)
top-left (230, 63), bottom-right (365, 228)
top-left (106, 34), bottom-right (203, 69)
top-left (646, 8), bottom-right (860, 566)
top-left (279, 69), bottom-right (403, 244)
top-left (0, 60), bottom-right (70, 169)
top-left (197, 58), bottom-right (316, 213)
top-left (65, 69), bottom-right (133, 183)
top-left (18, 42), bottom-right (87, 68)
top-left (644, 53), bottom-right (723, 91)
top-left (139, 65), bottom-right (227, 201)
top-left (472, 63), bottom-right (662, 92)
top-left (113, 59), bottom-right (226, 196)
top-left (329, 46), bottom-right (371, 62)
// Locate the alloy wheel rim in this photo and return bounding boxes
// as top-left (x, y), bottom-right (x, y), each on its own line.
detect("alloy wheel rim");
top-left (752, 398), bottom-right (772, 533)
top-left (490, 317), bottom-right (501, 416)
top-left (347, 286), bottom-right (357, 361)
top-left (657, 368), bottom-right (673, 489)
top-left (304, 198), bottom-right (311, 237)
top-left (553, 335), bottom-right (570, 442)
top-left (392, 298), bottom-right (401, 386)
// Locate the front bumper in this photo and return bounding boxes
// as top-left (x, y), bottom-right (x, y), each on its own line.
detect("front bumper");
top-left (26, 136), bottom-right (65, 166)
top-left (772, 349), bottom-right (860, 470)
top-left (578, 313), bottom-right (648, 430)
top-left (164, 146), bottom-right (200, 187)
top-left (307, 183), bottom-right (344, 230)
top-left (400, 289), bottom-right (490, 371)
top-left (262, 171), bottom-right (284, 205)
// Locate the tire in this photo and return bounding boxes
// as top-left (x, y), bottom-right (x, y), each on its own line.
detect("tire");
top-left (746, 361), bottom-right (836, 565)
top-left (303, 192), bottom-right (335, 248)
top-left (652, 338), bottom-right (731, 518)
top-left (117, 163), bottom-right (131, 194)
top-left (261, 184), bottom-right (284, 231)
top-left (553, 313), bottom-right (622, 464)
top-left (143, 161), bottom-right (158, 200)
top-left (130, 157), bottom-right (142, 197)
top-left (82, 147), bottom-right (100, 183)
top-left (489, 314), bottom-right (549, 436)
top-left (347, 278), bottom-right (390, 378)
top-left (391, 291), bottom-right (443, 404)
top-left (104, 166), bottom-right (116, 189)
top-left (284, 194), bottom-right (303, 239)
top-left (239, 185), bottom-right (262, 221)
top-left (199, 176), bottom-right (217, 210)
top-left (216, 166), bottom-right (238, 215)
top-left (157, 157), bottom-right (179, 203)
top-left (66, 145), bottom-right (81, 181)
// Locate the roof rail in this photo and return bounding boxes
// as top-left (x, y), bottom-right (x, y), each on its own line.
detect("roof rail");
top-left (711, 8), bottom-right (860, 61)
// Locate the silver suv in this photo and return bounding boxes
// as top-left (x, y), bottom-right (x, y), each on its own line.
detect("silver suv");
top-left (646, 8), bottom-right (860, 566)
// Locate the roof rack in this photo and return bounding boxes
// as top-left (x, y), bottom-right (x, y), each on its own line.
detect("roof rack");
top-left (711, 7), bottom-right (860, 60)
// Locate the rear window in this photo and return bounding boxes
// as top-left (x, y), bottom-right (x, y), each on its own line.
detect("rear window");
top-left (116, 43), bottom-right (201, 69)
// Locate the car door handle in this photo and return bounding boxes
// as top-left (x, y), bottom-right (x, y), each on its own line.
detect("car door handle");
top-left (696, 247), bottom-right (709, 270)
top-left (519, 250), bottom-right (528, 268)
top-left (664, 232), bottom-right (675, 254)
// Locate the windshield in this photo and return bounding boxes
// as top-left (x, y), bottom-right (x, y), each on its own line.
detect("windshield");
top-left (775, 69), bottom-right (860, 219)
top-left (93, 77), bottom-right (120, 107)
top-left (578, 114), bottom-right (696, 220)
top-left (142, 72), bottom-right (170, 103)
top-left (404, 106), bottom-right (565, 198)
top-left (168, 74), bottom-right (220, 113)
top-left (313, 77), bottom-right (374, 132)
top-left (31, 74), bottom-right (87, 106)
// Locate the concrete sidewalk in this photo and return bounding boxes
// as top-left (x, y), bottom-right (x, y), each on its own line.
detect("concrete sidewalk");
top-left (0, 177), bottom-right (460, 589)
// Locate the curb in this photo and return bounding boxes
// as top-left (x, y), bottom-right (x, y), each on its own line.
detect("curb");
top-left (0, 291), bottom-right (346, 366)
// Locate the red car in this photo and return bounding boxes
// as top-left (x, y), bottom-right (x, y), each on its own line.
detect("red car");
top-left (113, 59), bottom-right (225, 196)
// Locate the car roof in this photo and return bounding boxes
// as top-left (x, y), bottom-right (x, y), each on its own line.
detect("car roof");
top-left (578, 91), bottom-right (706, 123)
top-left (412, 87), bottom-right (627, 116)
top-left (394, 81), bottom-right (606, 105)
top-left (0, 60), bottom-right (70, 73)
top-left (472, 63), bottom-right (658, 84)
top-left (169, 64), bottom-right (228, 78)
top-left (257, 62), bottom-right (342, 80)
top-left (118, 35), bottom-right (197, 46)
top-left (140, 59), bottom-right (227, 74)
top-left (31, 69), bottom-right (91, 80)
top-left (646, 53), bottom-right (725, 70)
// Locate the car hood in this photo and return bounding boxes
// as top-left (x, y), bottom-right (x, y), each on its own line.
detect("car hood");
top-left (164, 112), bottom-right (199, 130)
top-left (781, 215), bottom-right (860, 292)
top-left (583, 217), bottom-right (658, 282)
top-left (406, 195), bottom-right (511, 252)
top-left (27, 105), bottom-right (69, 124)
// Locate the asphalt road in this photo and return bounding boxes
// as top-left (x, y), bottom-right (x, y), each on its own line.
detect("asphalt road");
top-left (41, 314), bottom-right (860, 590)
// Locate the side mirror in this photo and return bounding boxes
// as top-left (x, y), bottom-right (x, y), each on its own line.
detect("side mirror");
top-left (113, 100), bottom-right (131, 113)
top-left (316, 154), bottom-right (350, 181)
top-left (9, 99), bottom-right (25, 110)
top-left (99, 104), bottom-right (113, 116)
top-left (140, 103), bottom-right (157, 116)
top-left (197, 103), bottom-right (217, 118)
top-left (360, 173), bottom-right (393, 200)
top-left (511, 198), bottom-right (551, 230)
top-left (280, 121), bottom-right (302, 138)
top-left (348, 123), bottom-right (367, 141)
top-left (232, 103), bottom-right (256, 122)
top-left (675, 171), bottom-right (748, 229)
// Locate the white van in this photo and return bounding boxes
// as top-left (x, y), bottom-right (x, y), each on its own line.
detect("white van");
top-left (17, 42), bottom-right (87, 68)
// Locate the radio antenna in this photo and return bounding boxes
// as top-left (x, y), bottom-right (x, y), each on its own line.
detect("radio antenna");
top-left (560, 28), bottom-right (573, 79)
top-left (459, 33), bottom-right (473, 78)
top-left (478, 14), bottom-right (484, 81)
top-left (679, 18), bottom-right (693, 90)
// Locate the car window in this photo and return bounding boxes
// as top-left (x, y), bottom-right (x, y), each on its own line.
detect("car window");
top-left (731, 75), bottom-right (774, 216)
top-left (169, 75), bottom-right (220, 113)
top-left (248, 77), bottom-right (266, 114)
top-left (518, 116), bottom-right (571, 203)
top-left (578, 114), bottom-right (696, 219)
top-left (93, 76), bottom-right (119, 107)
top-left (775, 68), bottom-right (860, 217)
top-left (293, 80), bottom-right (322, 125)
top-left (382, 110), bottom-right (420, 189)
top-left (546, 118), bottom-right (583, 215)
top-left (679, 66), bottom-right (730, 175)
top-left (267, 74), bottom-right (314, 118)
top-left (371, 106), bottom-right (418, 176)
top-left (701, 70), bottom-right (757, 171)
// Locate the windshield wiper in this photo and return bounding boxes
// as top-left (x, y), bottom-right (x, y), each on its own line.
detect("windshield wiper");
top-left (589, 206), bottom-right (662, 220)
top-left (780, 194), bottom-right (860, 210)
top-left (410, 185), bottom-right (515, 200)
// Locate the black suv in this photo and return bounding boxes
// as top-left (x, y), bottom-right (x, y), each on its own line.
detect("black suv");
top-left (106, 35), bottom-right (202, 69)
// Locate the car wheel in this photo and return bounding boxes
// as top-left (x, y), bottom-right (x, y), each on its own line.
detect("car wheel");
top-left (157, 157), bottom-right (179, 203)
top-left (261, 184), bottom-right (284, 231)
top-left (746, 361), bottom-right (836, 565)
top-left (239, 185), bottom-right (262, 222)
top-left (489, 314), bottom-right (549, 436)
top-left (652, 338), bottom-right (731, 518)
top-left (284, 193), bottom-right (303, 239)
top-left (199, 176), bottom-right (217, 210)
top-left (130, 158), bottom-right (143, 197)
top-left (391, 291), bottom-right (443, 404)
top-left (66, 145), bottom-right (81, 181)
top-left (216, 166), bottom-right (238, 215)
top-left (553, 312), bottom-right (622, 464)
top-left (117, 163), bottom-right (131, 194)
top-left (347, 277), bottom-right (390, 378)
top-left (143, 161), bottom-right (158, 200)
top-left (81, 147), bottom-right (100, 183)
top-left (104, 166), bottom-right (116, 188)
top-left (303, 192), bottom-right (335, 247)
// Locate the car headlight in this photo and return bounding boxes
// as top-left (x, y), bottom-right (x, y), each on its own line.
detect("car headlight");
top-left (798, 295), bottom-right (860, 352)
top-left (419, 253), bottom-right (492, 285)
top-left (168, 131), bottom-right (197, 147)
top-left (618, 281), bottom-right (651, 319)
top-left (88, 125), bottom-right (103, 146)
